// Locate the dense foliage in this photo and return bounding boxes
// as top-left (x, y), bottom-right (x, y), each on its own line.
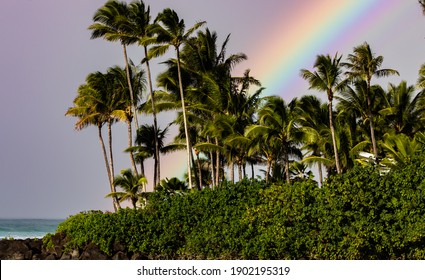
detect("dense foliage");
top-left (52, 151), bottom-right (425, 259)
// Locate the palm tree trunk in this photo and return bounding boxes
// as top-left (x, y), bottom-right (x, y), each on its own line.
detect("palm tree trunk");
top-left (366, 86), bottom-right (378, 160)
top-left (284, 147), bottom-right (291, 185)
top-left (243, 163), bottom-right (246, 179)
top-left (196, 153), bottom-right (203, 189)
top-left (140, 160), bottom-right (145, 177)
top-left (190, 149), bottom-right (201, 190)
top-left (237, 160), bottom-right (243, 182)
top-left (215, 138), bottom-right (220, 187)
top-left (176, 48), bottom-right (193, 189)
top-left (265, 158), bottom-right (271, 183)
top-left (329, 99), bottom-right (342, 174)
top-left (144, 46), bottom-right (161, 186)
top-left (98, 125), bottom-right (117, 212)
top-left (315, 150), bottom-right (323, 187)
top-left (122, 44), bottom-right (139, 130)
top-left (107, 119), bottom-right (120, 210)
top-left (230, 161), bottom-right (235, 183)
top-left (318, 161), bottom-right (323, 187)
top-left (153, 151), bottom-right (158, 188)
top-left (210, 152), bottom-right (215, 187)
top-left (127, 120), bottom-right (139, 176)
top-left (251, 162), bottom-right (255, 179)
top-left (207, 136), bottom-right (216, 188)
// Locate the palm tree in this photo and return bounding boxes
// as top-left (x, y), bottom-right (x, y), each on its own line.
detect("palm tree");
top-left (245, 123), bottom-right (282, 184)
top-left (289, 161), bottom-right (313, 182)
top-left (88, 0), bottom-right (140, 130)
top-left (156, 177), bottom-right (188, 195)
top-left (380, 133), bottom-right (421, 169)
top-left (246, 96), bottom-right (302, 184)
top-left (106, 169), bottom-right (147, 209)
top-left (342, 42), bottom-right (399, 159)
top-left (106, 63), bottom-right (145, 175)
top-left (300, 53), bottom-right (347, 174)
top-left (66, 72), bottom-right (123, 211)
top-left (337, 81), bottom-right (386, 158)
top-left (133, 124), bottom-right (171, 187)
top-left (127, 0), bottom-right (161, 185)
top-left (149, 9), bottom-right (206, 189)
top-left (296, 95), bottom-right (332, 186)
top-left (66, 84), bottom-right (114, 206)
top-left (380, 81), bottom-right (425, 137)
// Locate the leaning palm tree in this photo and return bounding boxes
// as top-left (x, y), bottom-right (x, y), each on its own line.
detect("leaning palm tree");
top-left (66, 72), bottom-right (122, 211)
top-left (106, 169), bottom-right (147, 209)
top-left (300, 53), bottom-right (347, 174)
top-left (88, 0), bottom-right (140, 130)
top-left (149, 8), bottom-right (206, 189)
top-left (342, 42), bottom-right (399, 159)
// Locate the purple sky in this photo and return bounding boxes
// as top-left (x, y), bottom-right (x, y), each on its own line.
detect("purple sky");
top-left (0, 0), bottom-right (423, 218)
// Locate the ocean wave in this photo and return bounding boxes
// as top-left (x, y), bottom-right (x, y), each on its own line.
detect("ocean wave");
top-left (0, 232), bottom-right (49, 240)
top-left (0, 219), bottom-right (62, 240)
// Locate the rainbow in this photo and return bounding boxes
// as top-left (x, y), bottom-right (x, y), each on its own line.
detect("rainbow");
top-left (251, 0), bottom-right (409, 99)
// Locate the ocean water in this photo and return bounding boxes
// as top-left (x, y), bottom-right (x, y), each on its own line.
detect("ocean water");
top-left (0, 219), bottom-right (63, 239)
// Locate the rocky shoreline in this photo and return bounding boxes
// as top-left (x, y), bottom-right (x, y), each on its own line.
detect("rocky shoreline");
top-left (0, 233), bottom-right (146, 260)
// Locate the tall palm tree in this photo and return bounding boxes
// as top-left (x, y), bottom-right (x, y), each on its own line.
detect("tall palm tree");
top-left (106, 63), bottom-right (145, 175)
top-left (88, 0), bottom-right (140, 130)
top-left (106, 169), bottom-right (147, 209)
top-left (127, 0), bottom-right (161, 185)
top-left (337, 81), bottom-right (386, 157)
top-left (66, 72), bottom-right (123, 211)
top-left (342, 42), bottom-right (399, 159)
top-left (300, 53), bottom-right (347, 174)
top-left (149, 8), bottom-right (206, 189)
top-left (66, 84), bottom-right (114, 203)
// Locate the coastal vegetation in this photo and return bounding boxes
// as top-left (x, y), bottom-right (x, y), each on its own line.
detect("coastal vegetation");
top-left (59, 0), bottom-right (425, 259)
top-left (51, 152), bottom-right (425, 259)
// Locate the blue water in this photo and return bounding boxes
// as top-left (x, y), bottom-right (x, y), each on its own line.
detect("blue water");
top-left (0, 219), bottom-right (63, 239)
